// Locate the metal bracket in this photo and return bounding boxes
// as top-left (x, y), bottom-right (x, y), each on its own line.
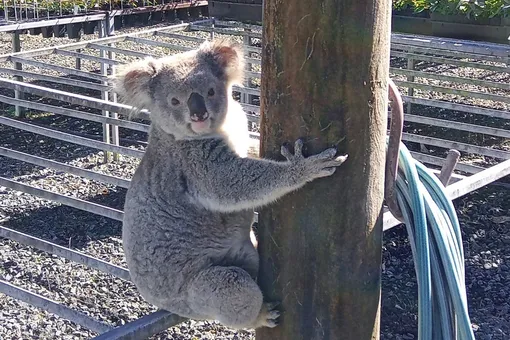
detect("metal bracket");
top-left (384, 79), bottom-right (461, 220)
top-left (385, 79), bottom-right (404, 222)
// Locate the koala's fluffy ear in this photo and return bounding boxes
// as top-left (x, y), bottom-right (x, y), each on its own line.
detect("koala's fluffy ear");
top-left (113, 57), bottom-right (159, 108)
top-left (198, 39), bottom-right (244, 85)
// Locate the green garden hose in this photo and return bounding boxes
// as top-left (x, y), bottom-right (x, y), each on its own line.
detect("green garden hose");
top-left (393, 141), bottom-right (476, 340)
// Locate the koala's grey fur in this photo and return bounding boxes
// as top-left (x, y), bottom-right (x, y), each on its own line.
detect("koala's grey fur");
top-left (114, 39), bottom-right (348, 330)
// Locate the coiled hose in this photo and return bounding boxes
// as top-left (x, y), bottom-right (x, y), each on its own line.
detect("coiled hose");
top-left (393, 141), bottom-right (476, 340)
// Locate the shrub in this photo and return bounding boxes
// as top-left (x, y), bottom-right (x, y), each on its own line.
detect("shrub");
top-left (392, 0), bottom-right (510, 19)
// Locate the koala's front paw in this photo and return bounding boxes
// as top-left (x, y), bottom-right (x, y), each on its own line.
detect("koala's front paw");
top-left (281, 139), bottom-right (348, 181)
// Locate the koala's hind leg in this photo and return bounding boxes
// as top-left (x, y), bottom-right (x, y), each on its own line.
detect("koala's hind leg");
top-left (188, 266), bottom-right (280, 329)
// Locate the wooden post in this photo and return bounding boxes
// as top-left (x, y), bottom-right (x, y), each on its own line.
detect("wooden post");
top-left (256, 1), bottom-right (391, 340)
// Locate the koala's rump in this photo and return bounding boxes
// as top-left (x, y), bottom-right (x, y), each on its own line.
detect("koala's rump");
top-left (122, 193), bottom-right (254, 310)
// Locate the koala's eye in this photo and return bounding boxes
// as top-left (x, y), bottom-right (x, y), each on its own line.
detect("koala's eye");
top-left (208, 88), bottom-right (215, 97)
top-left (171, 98), bottom-right (180, 106)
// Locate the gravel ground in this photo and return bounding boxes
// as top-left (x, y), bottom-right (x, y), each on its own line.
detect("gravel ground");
top-left (0, 19), bottom-right (509, 340)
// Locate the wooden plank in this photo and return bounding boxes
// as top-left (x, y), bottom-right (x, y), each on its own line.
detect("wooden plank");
top-left (208, 1), bottom-right (263, 22)
top-left (447, 158), bottom-right (510, 199)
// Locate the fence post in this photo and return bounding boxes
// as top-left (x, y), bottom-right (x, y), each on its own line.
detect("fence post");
top-left (75, 25), bottom-right (82, 70)
top-left (11, 30), bottom-right (25, 118)
top-left (256, 0), bottom-right (390, 339)
top-left (407, 57), bottom-right (415, 113)
top-left (210, 17), bottom-right (215, 40)
top-left (98, 15), bottom-right (117, 162)
top-left (107, 13), bottom-right (120, 162)
top-left (243, 31), bottom-right (253, 106)
top-left (99, 19), bottom-right (111, 163)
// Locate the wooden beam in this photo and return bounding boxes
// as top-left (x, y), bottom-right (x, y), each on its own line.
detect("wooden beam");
top-left (256, 1), bottom-right (391, 339)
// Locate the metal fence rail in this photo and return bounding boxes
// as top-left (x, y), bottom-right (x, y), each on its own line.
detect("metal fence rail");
top-left (0, 147), bottom-right (131, 188)
top-left (0, 226), bottom-right (131, 280)
top-left (0, 0), bottom-right (208, 32)
top-left (1, 18), bottom-right (510, 339)
top-left (0, 279), bottom-right (114, 334)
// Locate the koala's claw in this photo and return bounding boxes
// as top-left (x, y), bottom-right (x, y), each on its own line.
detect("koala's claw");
top-left (281, 139), bottom-right (348, 180)
top-left (335, 154), bottom-right (349, 163)
top-left (280, 144), bottom-right (293, 161)
top-left (306, 149), bottom-right (348, 180)
top-left (256, 301), bottom-right (281, 329)
top-left (313, 147), bottom-right (338, 160)
top-left (281, 138), bottom-right (305, 161)
top-left (294, 138), bottom-right (304, 156)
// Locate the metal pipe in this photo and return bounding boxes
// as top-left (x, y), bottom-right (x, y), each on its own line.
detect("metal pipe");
top-left (0, 280), bottom-right (114, 334)
top-left (92, 310), bottom-right (187, 340)
top-left (9, 56), bottom-right (107, 82)
top-left (0, 147), bottom-right (131, 188)
top-left (0, 226), bottom-right (131, 281)
top-left (0, 78), bottom-right (151, 121)
top-left (0, 115), bottom-right (144, 159)
top-left (0, 176), bottom-right (124, 221)
top-left (55, 49), bottom-right (123, 66)
top-left (87, 43), bottom-right (154, 59)
top-left (0, 67), bottom-right (109, 91)
top-left (0, 94), bottom-right (149, 133)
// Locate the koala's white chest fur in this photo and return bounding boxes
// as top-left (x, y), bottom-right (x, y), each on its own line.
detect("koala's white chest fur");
top-left (221, 99), bottom-right (250, 158)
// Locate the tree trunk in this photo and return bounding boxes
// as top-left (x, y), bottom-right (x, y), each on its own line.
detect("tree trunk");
top-left (256, 1), bottom-right (391, 340)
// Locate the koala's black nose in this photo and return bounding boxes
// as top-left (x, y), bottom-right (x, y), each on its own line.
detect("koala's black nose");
top-left (187, 92), bottom-right (208, 122)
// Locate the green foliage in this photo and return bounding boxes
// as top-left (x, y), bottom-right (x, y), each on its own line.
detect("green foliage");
top-left (0, 0), bottom-right (164, 13)
top-left (392, 0), bottom-right (510, 19)
top-left (484, 0), bottom-right (510, 17)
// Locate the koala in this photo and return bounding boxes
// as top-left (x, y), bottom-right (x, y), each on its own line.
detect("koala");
top-left (114, 39), bottom-right (348, 330)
